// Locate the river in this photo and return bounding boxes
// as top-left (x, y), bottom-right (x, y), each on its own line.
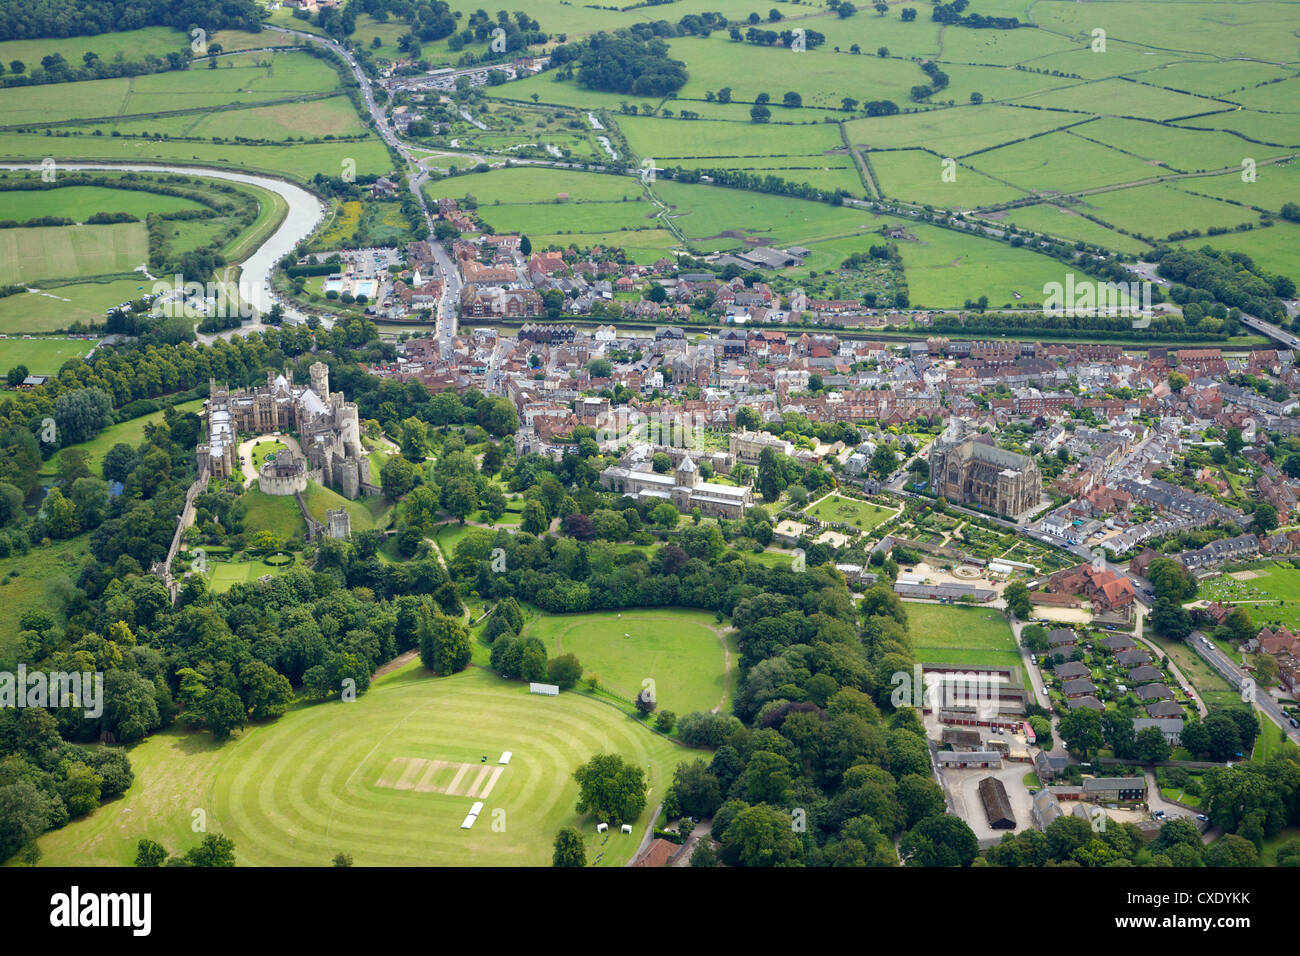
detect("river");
top-left (0, 162), bottom-right (326, 318)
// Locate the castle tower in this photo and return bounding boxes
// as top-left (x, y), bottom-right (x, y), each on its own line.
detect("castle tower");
top-left (309, 361), bottom-right (330, 399)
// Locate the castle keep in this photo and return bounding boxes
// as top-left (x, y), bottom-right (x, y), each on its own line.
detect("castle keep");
top-left (198, 362), bottom-right (376, 500)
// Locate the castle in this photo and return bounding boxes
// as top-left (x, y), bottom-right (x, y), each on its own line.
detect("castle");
top-left (928, 419), bottom-right (1042, 519)
top-left (198, 362), bottom-right (377, 500)
top-left (600, 447), bottom-right (751, 519)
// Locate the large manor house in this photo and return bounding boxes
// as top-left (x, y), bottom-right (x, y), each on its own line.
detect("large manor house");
top-left (198, 362), bottom-right (376, 500)
top-left (600, 447), bottom-right (751, 518)
top-left (928, 421), bottom-right (1042, 519)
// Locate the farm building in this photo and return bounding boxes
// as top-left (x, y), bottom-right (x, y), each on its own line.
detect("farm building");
top-left (979, 776), bottom-right (1016, 830)
top-left (936, 751), bottom-right (1003, 770)
top-left (1082, 776), bottom-right (1146, 803)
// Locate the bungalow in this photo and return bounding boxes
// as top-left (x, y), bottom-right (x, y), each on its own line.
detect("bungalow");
top-left (1099, 634), bottom-right (1139, 653)
top-left (1067, 695), bottom-right (1105, 711)
top-left (1082, 776), bottom-right (1146, 803)
top-left (1128, 665), bottom-right (1165, 684)
top-left (1062, 678), bottom-right (1099, 700)
top-left (1054, 661), bottom-right (1092, 680)
top-left (1135, 683), bottom-right (1173, 702)
top-left (1116, 649), bottom-right (1152, 668)
top-left (1145, 700), bottom-right (1184, 718)
top-left (1047, 629), bottom-right (1079, 649)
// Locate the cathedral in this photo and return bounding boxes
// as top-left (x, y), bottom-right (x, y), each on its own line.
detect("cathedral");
top-left (928, 422), bottom-right (1042, 519)
top-left (197, 362), bottom-right (377, 500)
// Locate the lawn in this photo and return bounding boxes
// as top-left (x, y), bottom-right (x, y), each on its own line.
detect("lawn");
top-left (250, 439), bottom-right (286, 471)
top-left (0, 336), bottom-right (93, 375)
top-left (34, 665), bottom-right (692, 867)
top-left (205, 553), bottom-right (297, 593)
top-left (237, 489), bottom-right (306, 541)
top-left (804, 494), bottom-right (897, 533)
top-left (522, 607), bottom-right (731, 715)
top-left (303, 481), bottom-right (393, 533)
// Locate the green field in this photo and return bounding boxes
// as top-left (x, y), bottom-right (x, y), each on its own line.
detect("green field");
top-left (238, 488), bottom-right (308, 541)
top-left (522, 607), bottom-right (731, 715)
top-left (895, 223), bottom-right (1078, 309)
top-left (0, 222), bottom-right (147, 284)
top-left (0, 131), bottom-right (392, 185)
top-left (805, 494), bottom-right (896, 533)
top-left (39, 397), bottom-right (205, 479)
top-left (0, 278), bottom-right (158, 333)
top-left (1195, 565), bottom-right (1300, 632)
top-left (0, 534), bottom-right (91, 663)
top-left (303, 481), bottom-right (393, 533)
top-left (34, 664), bottom-right (691, 866)
top-left (0, 336), bottom-right (93, 375)
top-left (904, 602), bottom-right (1022, 673)
top-left (0, 184), bottom-right (206, 221)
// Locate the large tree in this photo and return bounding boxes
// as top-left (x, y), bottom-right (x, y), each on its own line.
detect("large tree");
top-left (552, 826), bottom-right (586, 867)
top-left (418, 608), bottom-right (472, 675)
top-left (573, 753), bottom-right (647, 825)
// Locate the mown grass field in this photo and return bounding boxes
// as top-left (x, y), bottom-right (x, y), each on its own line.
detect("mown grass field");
top-left (0, 278), bottom-right (156, 333)
top-left (522, 607), bottom-right (730, 715)
top-left (0, 336), bottom-right (93, 375)
top-left (0, 131), bottom-right (393, 184)
top-left (0, 222), bottom-right (147, 284)
top-left (1195, 565), bottom-right (1300, 632)
top-left (237, 489), bottom-right (305, 541)
top-left (894, 223), bottom-right (1074, 309)
top-left (0, 183), bottom-right (206, 221)
top-left (303, 481), bottom-right (394, 533)
top-left (35, 664), bottom-right (692, 866)
top-left (904, 602), bottom-right (1022, 673)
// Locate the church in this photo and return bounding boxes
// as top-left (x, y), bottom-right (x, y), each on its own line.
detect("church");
top-left (599, 447), bottom-right (751, 518)
top-left (928, 422), bottom-right (1042, 519)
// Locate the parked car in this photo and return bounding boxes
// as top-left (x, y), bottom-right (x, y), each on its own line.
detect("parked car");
top-left (1197, 814), bottom-right (1209, 822)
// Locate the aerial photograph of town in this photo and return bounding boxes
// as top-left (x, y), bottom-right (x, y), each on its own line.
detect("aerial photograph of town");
top-left (0, 0), bottom-right (1296, 935)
